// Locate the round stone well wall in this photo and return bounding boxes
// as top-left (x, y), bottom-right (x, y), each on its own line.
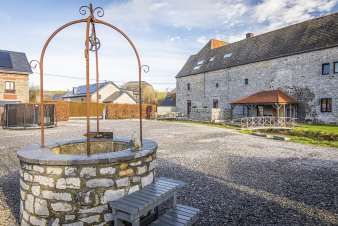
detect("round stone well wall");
top-left (17, 137), bottom-right (157, 226)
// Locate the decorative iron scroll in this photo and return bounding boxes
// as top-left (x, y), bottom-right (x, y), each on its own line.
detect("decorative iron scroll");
top-left (29, 60), bottom-right (40, 70)
top-left (142, 65), bottom-right (150, 73)
top-left (79, 5), bottom-right (104, 17)
top-left (89, 33), bottom-right (101, 51)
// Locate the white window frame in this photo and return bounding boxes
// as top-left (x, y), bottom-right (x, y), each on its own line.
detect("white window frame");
top-left (5, 81), bottom-right (15, 91)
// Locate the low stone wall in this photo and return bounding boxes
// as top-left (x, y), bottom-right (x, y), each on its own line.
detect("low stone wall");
top-left (18, 138), bottom-right (157, 226)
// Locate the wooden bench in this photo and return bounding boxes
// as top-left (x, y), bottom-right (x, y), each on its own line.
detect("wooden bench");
top-left (109, 177), bottom-right (199, 226)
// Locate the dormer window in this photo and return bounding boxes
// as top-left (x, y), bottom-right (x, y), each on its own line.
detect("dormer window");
top-left (193, 65), bottom-right (201, 70)
top-left (197, 60), bottom-right (205, 65)
top-left (224, 53), bottom-right (232, 59)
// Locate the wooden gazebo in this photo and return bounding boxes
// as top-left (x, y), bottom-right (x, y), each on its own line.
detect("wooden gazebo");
top-left (230, 89), bottom-right (297, 128)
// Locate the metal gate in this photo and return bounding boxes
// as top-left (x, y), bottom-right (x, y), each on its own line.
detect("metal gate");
top-left (3, 104), bottom-right (56, 129)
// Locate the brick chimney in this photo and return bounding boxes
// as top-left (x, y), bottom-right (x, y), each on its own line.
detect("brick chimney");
top-left (246, 33), bottom-right (254, 38)
top-left (210, 39), bottom-right (226, 49)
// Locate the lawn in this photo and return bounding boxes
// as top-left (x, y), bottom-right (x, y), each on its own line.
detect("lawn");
top-left (160, 119), bottom-right (338, 148)
top-left (258, 123), bottom-right (338, 148)
top-left (293, 123), bottom-right (338, 135)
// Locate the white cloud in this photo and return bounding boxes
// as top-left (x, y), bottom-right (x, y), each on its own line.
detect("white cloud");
top-left (105, 0), bottom-right (248, 29)
top-left (169, 36), bottom-right (181, 42)
top-left (254, 0), bottom-right (338, 30)
top-left (196, 36), bottom-right (208, 44)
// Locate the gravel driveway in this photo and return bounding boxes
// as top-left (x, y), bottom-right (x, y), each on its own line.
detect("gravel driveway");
top-left (0, 120), bottom-right (337, 226)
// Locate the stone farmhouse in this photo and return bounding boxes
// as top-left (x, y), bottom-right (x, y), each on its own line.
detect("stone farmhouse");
top-left (176, 13), bottom-right (338, 124)
top-left (63, 81), bottom-right (137, 104)
top-left (0, 50), bottom-right (32, 104)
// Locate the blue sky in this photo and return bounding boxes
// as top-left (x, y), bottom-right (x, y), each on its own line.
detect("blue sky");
top-left (1, 0), bottom-right (338, 91)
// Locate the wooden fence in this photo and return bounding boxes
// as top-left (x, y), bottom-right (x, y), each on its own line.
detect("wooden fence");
top-left (68, 102), bottom-right (105, 117)
top-left (237, 117), bottom-right (296, 129)
top-left (46, 101), bottom-right (70, 121)
top-left (1, 102), bottom-right (157, 123)
top-left (105, 104), bottom-right (156, 119)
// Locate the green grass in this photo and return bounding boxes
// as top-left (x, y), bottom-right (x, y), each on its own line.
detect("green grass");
top-left (160, 119), bottom-right (338, 148)
top-left (287, 135), bottom-right (338, 148)
top-left (293, 123), bottom-right (338, 135)
top-left (259, 123), bottom-right (338, 148)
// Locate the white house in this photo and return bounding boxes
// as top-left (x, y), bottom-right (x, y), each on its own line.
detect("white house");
top-left (63, 81), bottom-right (136, 104)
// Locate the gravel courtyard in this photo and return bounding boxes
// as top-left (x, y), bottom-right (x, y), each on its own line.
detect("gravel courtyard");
top-left (0, 120), bottom-right (337, 226)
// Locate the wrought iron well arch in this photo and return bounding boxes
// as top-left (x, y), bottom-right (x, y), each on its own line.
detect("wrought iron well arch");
top-left (38, 3), bottom-right (144, 154)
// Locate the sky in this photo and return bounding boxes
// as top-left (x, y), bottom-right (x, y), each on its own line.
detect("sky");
top-left (1, 0), bottom-right (338, 91)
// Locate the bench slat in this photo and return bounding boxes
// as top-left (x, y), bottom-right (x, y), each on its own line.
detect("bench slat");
top-left (176, 204), bottom-right (199, 213)
top-left (157, 177), bottom-right (186, 186)
top-left (149, 205), bottom-right (200, 226)
top-left (156, 216), bottom-right (186, 226)
top-left (161, 214), bottom-right (189, 224)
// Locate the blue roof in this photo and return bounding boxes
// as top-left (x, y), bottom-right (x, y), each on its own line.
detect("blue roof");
top-left (63, 81), bottom-right (117, 98)
top-left (158, 96), bottom-right (176, 106)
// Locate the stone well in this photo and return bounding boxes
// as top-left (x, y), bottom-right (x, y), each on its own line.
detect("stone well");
top-left (17, 137), bottom-right (157, 226)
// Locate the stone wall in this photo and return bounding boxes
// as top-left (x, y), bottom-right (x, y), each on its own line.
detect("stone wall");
top-left (19, 153), bottom-right (156, 226)
top-left (176, 47), bottom-right (338, 123)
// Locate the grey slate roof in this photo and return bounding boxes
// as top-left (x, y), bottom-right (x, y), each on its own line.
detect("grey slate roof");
top-left (0, 50), bottom-right (32, 74)
top-left (176, 12), bottom-right (338, 78)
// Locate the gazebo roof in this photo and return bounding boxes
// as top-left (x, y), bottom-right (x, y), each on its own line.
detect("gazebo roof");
top-left (230, 90), bottom-right (297, 105)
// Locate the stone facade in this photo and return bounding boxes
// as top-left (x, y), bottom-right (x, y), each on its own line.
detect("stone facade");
top-left (0, 72), bottom-right (29, 103)
top-left (177, 47), bottom-right (338, 124)
top-left (19, 152), bottom-right (156, 226)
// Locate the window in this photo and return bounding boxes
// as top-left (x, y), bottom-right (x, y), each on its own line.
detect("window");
top-left (224, 53), bottom-right (232, 58)
top-left (334, 62), bottom-right (338, 74)
top-left (193, 65), bottom-right (201, 70)
top-left (213, 99), bottom-right (219, 108)
top-left (322, 63), bottom-right (330, 75)
top-left (187, 83), bottom-right (191, 91)
top-left (216, 83), bottom-right (219, 88)
top-left (320, 98), bottom-right (332, 112)
top-left (244, 78), bottom-right (248, 85)
top-left (197, 60), bottom-right (205, 65)
top-left (5, 81), bottom-right (15, 93)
